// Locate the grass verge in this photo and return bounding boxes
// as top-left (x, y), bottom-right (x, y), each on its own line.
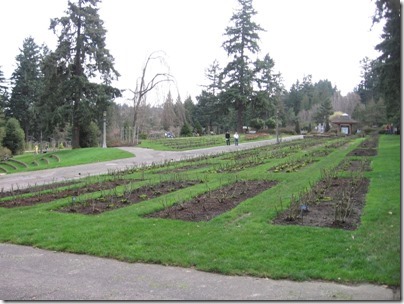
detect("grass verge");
top-left (1, 148), bottom-right (134, 174)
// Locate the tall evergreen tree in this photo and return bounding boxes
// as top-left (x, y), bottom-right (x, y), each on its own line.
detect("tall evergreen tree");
top-left (183, 96), bottom-right (195, 127)
top-left (251, 53), bottom-right (282, 121)
top-left (0, 67), bottom-right (8, 109)
top-left (173, 95), bottom-right (186, 128)
top-left (50, 0), bottom-right (120, 148)
top-left (0, 68), bottom-right (7, 143)
top-left (161, 91), bottom-right (176, 131)
top-left (195, 60), bottom-right (226, 133)
top-left (8, 37), bottom-right (43, 141)
top-left (314, 97), bottom-right (333, 132)
top-left (354, 57), bottom-right (380, 104)
top-left (221, 0), bottom-right (264, 132)
top-left (372, 0), bottom-right (400, 124)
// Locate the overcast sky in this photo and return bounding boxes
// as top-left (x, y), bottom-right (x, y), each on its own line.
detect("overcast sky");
top-left (1, 0), bottom-right (384, 105)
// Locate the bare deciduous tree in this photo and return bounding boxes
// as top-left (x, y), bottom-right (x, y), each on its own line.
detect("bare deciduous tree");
top-left (130, 51), bottom-right (174, 144)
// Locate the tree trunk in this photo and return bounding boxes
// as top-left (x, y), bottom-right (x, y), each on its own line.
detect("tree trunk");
top-left (236, 100), bottom-right (244, 133)
top-left (71, 100), bottom-right (80, 148)
top-left (71, 0), bottom-right (83, 149)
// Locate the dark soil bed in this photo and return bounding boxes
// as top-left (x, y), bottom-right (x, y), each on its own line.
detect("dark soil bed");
top-left (154, 164), bottom-right (211, 174)
top-left (359, 135), bottom-right (379, 148)
top-left (337, 159), bottom-right (372, 172)
top-left (0, 179), bottom-right (138, 208)
top-left (269, 158), bottom-right (318, 173)
top-left (272, 177), bottom-right (369, 230)
top-left (145, 180), bottom-right (277, 222)
top-left (348, 149), bottom-right (377, 156)
top-left (58, 180), bottom-right (202, 215)
top-left (0, 180), bottom-right (80, 199)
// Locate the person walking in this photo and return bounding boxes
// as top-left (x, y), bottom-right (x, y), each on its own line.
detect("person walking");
top-left (234, 132), bottom-right (239, 146)
top-left (225, 131), bottom-right (230, 145)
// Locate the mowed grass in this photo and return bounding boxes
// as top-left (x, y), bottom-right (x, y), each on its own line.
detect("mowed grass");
top-left (0, 135), bottom-right (400, 286)
top-left (0, 148), bottom-right (134, 174)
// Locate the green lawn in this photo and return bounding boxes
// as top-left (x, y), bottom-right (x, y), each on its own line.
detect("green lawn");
top-left (0, 148), bottom-right (134, 174)
top-left (0, 135), bottom-right (400, 286)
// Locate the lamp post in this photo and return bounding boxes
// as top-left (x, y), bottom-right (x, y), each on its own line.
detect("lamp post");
top-left (102, 111), bottom-right (107, 148)
top-left (276, 109), bottom-right (280, 144)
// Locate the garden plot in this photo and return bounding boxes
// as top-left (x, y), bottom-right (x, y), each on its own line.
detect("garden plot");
top-left (268, 157), bottom-right (318, 173)
top-left (0, 178), bottom-right (137, 208)
top-left (145, 180), bottom-right (277, 222)
top-left (337, 158), bottom-right (372, 172)
top-left (273, 169), bottom-right (369, 230)
top-left (0, 180), bottom-right (80, 199)
top-left (348, 135), bottom-right (379, 157)
top-left (58, 180), bottom-right (203, 215)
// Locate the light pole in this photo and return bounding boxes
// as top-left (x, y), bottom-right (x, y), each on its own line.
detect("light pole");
top-left (102, 111), bottom-right (107, 148)
top-left (276, 109), bottom-right (280, 144)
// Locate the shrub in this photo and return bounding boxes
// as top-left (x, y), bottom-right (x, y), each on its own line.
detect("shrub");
top-left (180, 123), bottom-right (192, 137)
top-left (80, 121), bottom-right (101, 148)
top-left (265, 118), bottom-right (276, 129)
top-left (278, 126), bottom-right (297, 135)
top-left (3, 118), bottom-right (25, 155)
top-left (250, 118), bottom-right (265, 131)
top-left (0, 147), bottom-right (12, 161)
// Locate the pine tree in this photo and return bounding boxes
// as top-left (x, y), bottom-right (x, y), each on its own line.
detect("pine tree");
top-left (161, 91), bottom-right (176, 131)
top-left (50, 0), bottom-right (120, 148)
top-left (221, 0), bottom-right (264, 132)
top-left (3, 118), bottom-right (25, 155)
top-left (8, 37), bottom-right (43, 141)
top-left (372, 0), bottom-right (400, 124)
top-left (314, 98), bottom-right (333, 132)
top-left (0, 68), bottom-right (7, 143)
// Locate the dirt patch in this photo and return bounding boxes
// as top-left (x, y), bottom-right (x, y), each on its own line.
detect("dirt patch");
top-left (272, 177), bottom-right (369, 230)
top-left (337, 159), bottom-right (372, 172)
top-left (145, 180), bottom-right (277, 222)
top-left (0, 180), bottom-right (80, 199)
top-left (359, 135), bottom-right (379, 148)
top-left (0, 179), bottom-right (138, 208)
top-left (58, 180), bottom-right (202, 215)
top-left (155, 164), bottom-right (211, 174)
top-left (348, 149), bottom-right (377, 157)
top-left (269, 158), bottom-right (318, 173)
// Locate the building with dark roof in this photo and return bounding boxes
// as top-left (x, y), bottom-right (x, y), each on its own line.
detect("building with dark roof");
top-left (331, 113), bottom-right (358, 135)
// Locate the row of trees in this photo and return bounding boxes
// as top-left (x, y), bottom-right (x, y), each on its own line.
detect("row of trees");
top-left (1, 0), bottom-right (120, 151)
top-left (0, 0), bottom-right (399, 153)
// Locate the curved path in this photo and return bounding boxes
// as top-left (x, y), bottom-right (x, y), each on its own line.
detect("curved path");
top-left (0, 136), bottom-right (302, 191)
top-left (0, 135), bottom-right (399, 300)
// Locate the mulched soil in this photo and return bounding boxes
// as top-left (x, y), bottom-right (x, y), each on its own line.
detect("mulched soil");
top-left (145, 180), bottom-right (277, 222)
top-left (347, 134), bottom-right (379, 157)
top-left (0, 180), bottom-right (80, 199)
top-left (0, 179), bottom-right (137, 208)
top-left (58, 180), bottom-right (202, 215)
top-left (337, 159), bottom-right (372, 172)
top-left (154, 164), bottom-right (211, 174)
top-left (359, 135), bottom-right (379, 148)
top-left (348, 149), bottom-right (377, 157)
top-left (272, 177), bottom-right (369, 230)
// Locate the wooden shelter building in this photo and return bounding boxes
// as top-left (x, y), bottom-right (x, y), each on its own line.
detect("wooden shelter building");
top-left (331, 114), bottom-right (358, 135)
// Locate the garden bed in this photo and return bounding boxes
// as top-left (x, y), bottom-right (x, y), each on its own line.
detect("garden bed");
top-left (145, 180), bottom-right (277, 222)
top-left (348, 149), bottom-right (377, 157)
top-left (58, 180), bottom-right (202, 215)
top-left (0, 179), bottom-right (136, 208)
top-left (273, 176), bottom-right (369, 230)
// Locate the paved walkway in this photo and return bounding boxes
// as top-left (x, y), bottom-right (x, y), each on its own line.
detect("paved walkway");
top-left (0, 136), bottom-right (400, 300)
top-left (0, 135), bottom-right (303, 191)
top-left (0, 243), bottom-right (398, 300)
